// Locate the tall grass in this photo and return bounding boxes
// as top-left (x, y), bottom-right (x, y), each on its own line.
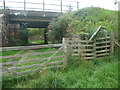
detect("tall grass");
top-left (2, 52), bottom-right (118, 88)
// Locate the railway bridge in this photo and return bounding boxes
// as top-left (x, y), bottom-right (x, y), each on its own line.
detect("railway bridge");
top-left (0, 0), bottom-right (79, 46)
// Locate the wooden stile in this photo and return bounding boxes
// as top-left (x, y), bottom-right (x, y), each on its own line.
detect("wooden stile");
top-left (64, 35), bottom-right (111, 60)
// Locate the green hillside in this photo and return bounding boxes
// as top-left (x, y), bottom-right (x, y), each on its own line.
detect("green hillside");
top-left (75, 7), bottom-right (118, 34)
top-left (48, 7), bottom-right (118, 42)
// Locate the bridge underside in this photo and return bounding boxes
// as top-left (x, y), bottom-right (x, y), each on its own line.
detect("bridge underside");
top-left (12, 21), bottom-right (49, 28)
top-left (9, 15), bottom-right (54, 28)
top-left (22, 22), bottom-right (49, 28)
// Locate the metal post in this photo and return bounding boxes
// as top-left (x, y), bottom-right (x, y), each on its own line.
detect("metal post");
top-left (3, 0), bottom-right (5, 10)
top-left (77, 2), bottom-right (79, 10)
top-left (61, 0), bottom-right (62, 13)
top-left (24, 0), bottom-right (26, 11)
top-left (43, 0), bottom-right (45, 12)
top-left (69, 4), bottom-right (72, 12)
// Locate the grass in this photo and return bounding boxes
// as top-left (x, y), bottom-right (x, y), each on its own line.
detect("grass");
top-left (2, 49), bottom-right (118, 88)
top-left (29, 40), bottom-right (44, 44)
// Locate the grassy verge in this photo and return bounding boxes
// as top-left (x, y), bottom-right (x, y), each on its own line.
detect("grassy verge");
top-left (2, 52), bottom-right (118, 88)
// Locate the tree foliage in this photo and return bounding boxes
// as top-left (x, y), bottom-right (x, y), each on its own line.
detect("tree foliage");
top-left (48, 12), bottom-right (75, 43)
top-left (48, 7), bottom-right (118, 43)
top-left (28, 28), bottom-right (44, 37)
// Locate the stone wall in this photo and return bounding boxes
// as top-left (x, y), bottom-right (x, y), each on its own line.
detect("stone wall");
top-left (1, 14), bottom-right (21, 47)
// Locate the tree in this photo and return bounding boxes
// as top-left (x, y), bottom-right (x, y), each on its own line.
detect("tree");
top-left (48, 12), bottom-right (75, 43)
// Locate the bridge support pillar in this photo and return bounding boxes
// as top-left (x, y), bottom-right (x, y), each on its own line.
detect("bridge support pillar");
top-left (0, 14), bottom-right (21, 47)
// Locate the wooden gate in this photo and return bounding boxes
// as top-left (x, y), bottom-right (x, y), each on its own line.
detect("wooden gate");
top-left (1, 44), bottom-right (65, 78)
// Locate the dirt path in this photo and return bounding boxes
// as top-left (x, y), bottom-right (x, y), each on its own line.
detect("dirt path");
top-left (31, 41), bottom-right (39, 44)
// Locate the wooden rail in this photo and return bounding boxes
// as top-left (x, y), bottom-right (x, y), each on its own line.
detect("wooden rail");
top-left (3, 65), bottom-right (64, 77)
top-left (3, 60), bottom-right (64, 71)
top-left (0, 44), bottom-right (62, 51)
top-left (63, 36), bottom-right (111, 60)
top-left (1, 51), bottom-right (57, 59)
top-left (2, 55), bottom-right (64, 65)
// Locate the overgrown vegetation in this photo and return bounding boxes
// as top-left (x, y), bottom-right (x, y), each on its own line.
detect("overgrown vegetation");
top-left (2, 51), bottom-right (118, 88)
top-left (2, 47), bottom-right (119, 88)
top-left (8, 28), bottom-right (29, 46)
top-left (2, 7), bottom-right (119, 88)
top-left (48, 7), bottom-right (118, 43)
top-left (28, 28), bottom-right (44, 37)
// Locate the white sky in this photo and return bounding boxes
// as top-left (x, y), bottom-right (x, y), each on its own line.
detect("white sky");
top-left (0, 0), bottom-right (119, 11)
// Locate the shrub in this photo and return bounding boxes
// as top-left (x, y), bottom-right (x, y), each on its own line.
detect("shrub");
top-left (19, 29), bottom-right (28, 45)
top-left (48, 7), bottom-right (118, 42)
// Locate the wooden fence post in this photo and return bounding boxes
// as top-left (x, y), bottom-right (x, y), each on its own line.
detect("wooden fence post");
top-left (93, 40), bottom-right (96, 59)
top-left (78, 40), bottom-right (81, 59)
top-left (110, 32), bottom-right (114, 54)
top-left (62, 38), bottom-right (68, 66)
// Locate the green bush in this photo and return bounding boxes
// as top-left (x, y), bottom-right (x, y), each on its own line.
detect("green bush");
top-left (9, 38), bottom-right (22, 46)
top-left (48, 12), bottom-right (75, 43)
top-left (28, 28), bottom-right (44, 37)
top-left (48, 7), bottom-right (118, 42)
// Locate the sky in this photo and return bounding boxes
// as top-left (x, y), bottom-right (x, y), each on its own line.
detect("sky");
top-left (0, 0), bottom-right (119, 12)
